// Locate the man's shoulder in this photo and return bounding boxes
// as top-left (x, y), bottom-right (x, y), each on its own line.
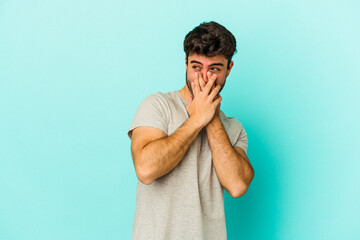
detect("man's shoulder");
top-left (128, 91), bottom-right (177, 139)
top-left (143, 90), bottom-right (176, 100)
top-left (141, 90), bottom-right (179, 106)
top-left (219, 111), bottom-right (244, 130)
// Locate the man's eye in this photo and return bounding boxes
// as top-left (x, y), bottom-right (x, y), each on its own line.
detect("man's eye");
top-left (211, 67), bottom-right (220, 71)
top-left (192, 66), bottom-right (201, 70)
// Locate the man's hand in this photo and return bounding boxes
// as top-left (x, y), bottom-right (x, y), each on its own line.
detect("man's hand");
top-left (185, 72), bottom-right (222, 128)
top-left (198, 72), bottom-right (222, 117)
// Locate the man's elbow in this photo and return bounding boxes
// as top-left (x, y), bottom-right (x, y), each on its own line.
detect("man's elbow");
top-left (231, 172), bottom-right (254, 198)
top-left (231, 184), bottom-right (249, 198)
top-left (136, 167), bottom-right (154, 185)
top-left (139, 177), bottom-right (153, 185)
top-left (132, 153), bottom-right (154, 185)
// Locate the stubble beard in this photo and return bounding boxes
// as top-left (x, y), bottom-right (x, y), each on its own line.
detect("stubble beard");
top-left (185, 71), bottom-right (194, 99)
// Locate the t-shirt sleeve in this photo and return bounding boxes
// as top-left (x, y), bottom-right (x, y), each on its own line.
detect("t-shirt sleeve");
top-left (127, 92), bottom-right (169, 139)
top-left (219, 111), bottom-right (249, 155)
top-left (234, 125), bottom-right (248, 155)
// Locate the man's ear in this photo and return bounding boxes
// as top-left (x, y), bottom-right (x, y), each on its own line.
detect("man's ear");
top-left (226, 61), bottom-right (234, 77)
top-left (185, 56), bottom-right (188, 70)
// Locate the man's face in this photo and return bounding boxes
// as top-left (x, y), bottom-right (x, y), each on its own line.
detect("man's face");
top-left (185, 53), bottom-right (234, 98)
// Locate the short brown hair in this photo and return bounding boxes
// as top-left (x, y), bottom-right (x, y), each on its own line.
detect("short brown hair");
top-left (184, 21), bottom-right (237, 68)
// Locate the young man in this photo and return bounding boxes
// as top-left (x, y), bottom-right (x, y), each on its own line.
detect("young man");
top-left (127, 21), bottom-right (254, 240)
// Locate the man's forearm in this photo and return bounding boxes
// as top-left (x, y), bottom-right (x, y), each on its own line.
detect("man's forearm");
top-left (206, 116), bottom-right (254, 197)
top-left (141, 117), bottom-right (202, 184)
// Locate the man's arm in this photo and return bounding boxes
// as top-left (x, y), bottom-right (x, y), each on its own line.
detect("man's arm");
top-left (205, 115), bottom-right (254, 198)
top-left (131, 117), bottom-right (202, 185)
top-left (195, 71), bottom-right (254, 198)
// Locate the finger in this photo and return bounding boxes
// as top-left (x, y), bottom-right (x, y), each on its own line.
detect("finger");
top-left (207, 71), bottom-right (213, 82)
top-left (198, 73), bottom-right (206, 91)
top-left (209, 83), bottom-right (221, 100)
top-left (213, 95), bottom-right (222, 106)
top-left (204, 73), bottom-right (217, 95)
top-left (213, 93), bottom-right (221, 100)
top-left (192, 73), bottom-right (200, 95)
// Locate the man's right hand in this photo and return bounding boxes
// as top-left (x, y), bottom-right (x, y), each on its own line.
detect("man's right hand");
top-left (185, 72), bottom-right (222, 128)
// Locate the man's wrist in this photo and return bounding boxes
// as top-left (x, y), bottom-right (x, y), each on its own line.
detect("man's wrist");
top-left (187, 115), bottom-right (205, 131)
top-left (206, 115), bottom-right (221, 130)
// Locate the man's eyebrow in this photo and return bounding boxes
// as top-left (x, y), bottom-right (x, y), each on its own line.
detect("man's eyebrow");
top-left (210, 63), bottom-right (224, 67)
top-left (190, 60), bottom-right (224, 67)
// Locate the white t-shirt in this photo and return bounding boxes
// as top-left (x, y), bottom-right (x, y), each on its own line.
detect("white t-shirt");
top-left (128, 90), bottom-right (248, 240)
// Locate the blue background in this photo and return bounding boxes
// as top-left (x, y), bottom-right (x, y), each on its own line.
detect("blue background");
top-left (1, 0), bottom-right (359, 239)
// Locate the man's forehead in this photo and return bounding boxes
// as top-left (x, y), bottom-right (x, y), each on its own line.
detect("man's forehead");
top-left (188, 54), bottom-right (227, 65)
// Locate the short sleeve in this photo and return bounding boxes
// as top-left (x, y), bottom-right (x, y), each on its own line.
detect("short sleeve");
top-left (234, 125), bottom-right (248, 155)
top-left (219, 111), bottom-right (248, 155)
top-left (127, 92), bottom-right (169, 139)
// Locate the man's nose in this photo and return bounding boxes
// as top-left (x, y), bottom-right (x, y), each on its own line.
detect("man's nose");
top-left (202, 71), bottom-right (209, 83)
